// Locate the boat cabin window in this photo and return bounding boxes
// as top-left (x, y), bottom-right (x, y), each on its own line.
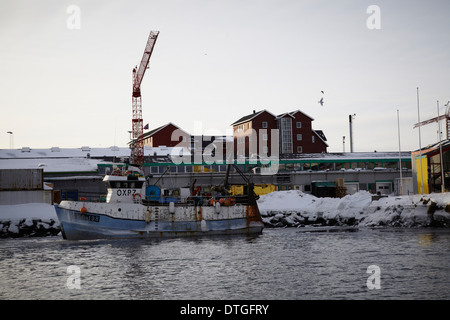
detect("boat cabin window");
top-left (107, 181), bottom-right (144, 189)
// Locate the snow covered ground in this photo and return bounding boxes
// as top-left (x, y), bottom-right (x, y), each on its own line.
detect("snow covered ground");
top-left (258, 190), bottom-right (450, 228)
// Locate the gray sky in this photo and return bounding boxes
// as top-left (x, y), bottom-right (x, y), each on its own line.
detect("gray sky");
top-left (1, 0), bottom-right (449, 152)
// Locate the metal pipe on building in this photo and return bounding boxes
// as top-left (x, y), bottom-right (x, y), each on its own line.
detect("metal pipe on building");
top-left (349, 114), bottom-right (355, 153)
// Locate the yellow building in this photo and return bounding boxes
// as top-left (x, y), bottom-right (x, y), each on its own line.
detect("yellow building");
top-left (414, 156), bottom-right (429, 194)
top-left (411, 140), bottom-right (450, 194)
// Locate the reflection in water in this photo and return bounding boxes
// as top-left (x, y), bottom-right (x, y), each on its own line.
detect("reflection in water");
top-left (0, 228), bottom-right (449, 300)
top-left (418, 233), bottom-right (436, 246)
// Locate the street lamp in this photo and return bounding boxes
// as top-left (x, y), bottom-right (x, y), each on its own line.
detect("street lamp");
top-left (6, 131), bottom-right (13, 149)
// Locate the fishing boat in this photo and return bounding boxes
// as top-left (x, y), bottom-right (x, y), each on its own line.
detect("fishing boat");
top-left (55, 166), bottom-right (264, 240)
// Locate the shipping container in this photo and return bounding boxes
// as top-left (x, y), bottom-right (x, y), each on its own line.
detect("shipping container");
top-left (0, 169), bottom-right (43, 191)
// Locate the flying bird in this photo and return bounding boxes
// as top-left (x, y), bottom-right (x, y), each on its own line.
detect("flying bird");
top-left (318, 90), bottom-right (325, 106)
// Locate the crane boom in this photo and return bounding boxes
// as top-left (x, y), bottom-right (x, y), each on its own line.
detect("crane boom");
top-left (413, 114), bottom-right (447, 128)
top-left (131, 31), bottom-right (160, 168)
top-left (413, 106), bottom-right (450, 139)
top-left (133, 31), bottom-right (159, 94)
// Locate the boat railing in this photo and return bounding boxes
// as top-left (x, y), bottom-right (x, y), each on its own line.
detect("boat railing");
top-left (141, 194), bottom-right (250, 206)
top-left (75, 192), bottom-right (107, 203)
top-left (70, 192), bottom-right (251, 206)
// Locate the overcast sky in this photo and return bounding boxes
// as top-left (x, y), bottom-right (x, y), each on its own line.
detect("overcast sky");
top-left (1, 0), bottom-right (449, 153)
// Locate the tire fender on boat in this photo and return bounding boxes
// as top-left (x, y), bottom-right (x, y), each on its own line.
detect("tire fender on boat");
top-left (145, 209), bottom-right (151, 223)
top-left (214, 201), bottom-right (221, 214)
top-left (201, 219), bottom-right (208, 232)
top-left (169, 201), bottom-right (175, 214)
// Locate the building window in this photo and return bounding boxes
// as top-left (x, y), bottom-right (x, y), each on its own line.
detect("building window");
top-left (297, 146), bottom-right (303, 153)
top-left (262, 121), bottom-right (268, 128)
top-left (278, 117), bottom-right (293, 154)
top-left (263, 134), bottom-right (268, 141)
top-left (296, 122), bottom-right (302, 128)
top-left (263, 146), bottom-right (268, 153)
top-left (297, 134), bottom-right (302, 141)
top-left (312, 136), bottom-right (315, 143)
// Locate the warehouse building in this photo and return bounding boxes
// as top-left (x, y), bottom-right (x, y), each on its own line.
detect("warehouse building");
top-left (1, 145), bottom-right (413, 204)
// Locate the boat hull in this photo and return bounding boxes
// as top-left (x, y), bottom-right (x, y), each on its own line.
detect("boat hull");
top-left (55, 202), bottom-right (264, 240)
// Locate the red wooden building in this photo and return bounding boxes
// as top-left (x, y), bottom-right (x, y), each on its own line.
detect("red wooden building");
top-left (141, 123), bottom-right (190, 148)
top-left (231, 109), bottom-right (328, 157)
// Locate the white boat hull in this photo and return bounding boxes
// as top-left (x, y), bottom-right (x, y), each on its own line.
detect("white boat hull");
top-left (55, 201), bottom-right (264, 240)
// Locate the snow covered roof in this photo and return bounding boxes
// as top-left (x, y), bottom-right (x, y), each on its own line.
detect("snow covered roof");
top-left (0, 146), bottom-right (130, 159)
top-left (230, 109), bottom-right (276, 126)
top-left (0, 146), bottom-right (188, 173)
top-left (312, 130), bottom-right (328, 147)
top-left (279, 151), bottom-right (411, 161)
top-left (141, 122), bottom-right (190, 139)
top-left (0, 146), bottom-right (185, 159)
top-left (0, 157), bottom-right (101, 173)
top-left (289, 109), bottom-right (315, 121)
top-left (411, 139), bottom-right (450, 156)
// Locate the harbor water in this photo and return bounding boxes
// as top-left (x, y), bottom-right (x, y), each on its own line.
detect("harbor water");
top-left (0, 227), bottom-right (449, 300)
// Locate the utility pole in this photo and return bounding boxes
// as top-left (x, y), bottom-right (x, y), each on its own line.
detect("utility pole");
top-left (397, 110), bottom-right (403, 195)
top-left (417, 87), bottom-right (424, 194)
top-left (437, 100), bottom-right (445, 192)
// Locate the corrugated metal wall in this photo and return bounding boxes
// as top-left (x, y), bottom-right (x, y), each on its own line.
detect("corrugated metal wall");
top-left (0, 190), bottom-right (52, 205)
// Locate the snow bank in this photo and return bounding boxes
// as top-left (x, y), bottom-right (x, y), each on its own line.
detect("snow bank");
top-left (0, 203), bottom-right (60, 238)
top-left (258, 191), bottom-right (450, 228)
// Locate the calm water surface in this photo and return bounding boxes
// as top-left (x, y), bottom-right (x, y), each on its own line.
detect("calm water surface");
top-left (0, 227), bottom-right (449, 300)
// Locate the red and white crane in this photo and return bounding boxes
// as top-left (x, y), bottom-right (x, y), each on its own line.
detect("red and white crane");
top-left (131, 30), bottom-right (159, 168)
